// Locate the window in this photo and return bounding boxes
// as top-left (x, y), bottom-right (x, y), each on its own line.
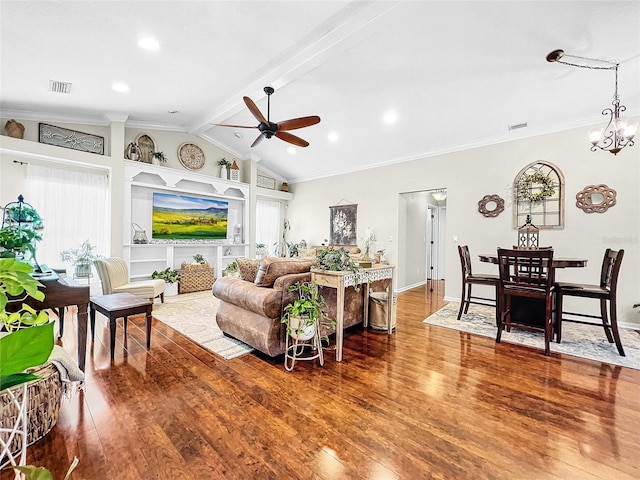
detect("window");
top-left (513, 161), bottom-right (564, 229)
top-left (26, 163), bottom-right (109, 267)
top-left (256, 200), bottom-right (281, 255)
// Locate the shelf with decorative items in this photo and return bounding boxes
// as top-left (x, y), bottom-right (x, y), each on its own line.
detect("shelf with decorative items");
top-left (123, 160), bottom-right (250, 283)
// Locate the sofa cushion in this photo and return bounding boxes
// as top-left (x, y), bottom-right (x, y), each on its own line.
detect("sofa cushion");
top-left (236, 258), bottom-right (260, 282)
top-left (254, 258), bottom-right (316, 287)
top-left (213, 276), bottom-right (284, 318)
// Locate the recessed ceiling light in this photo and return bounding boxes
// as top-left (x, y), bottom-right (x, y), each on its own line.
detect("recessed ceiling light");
top-left (287, 147), bottom-right (296, 155)
top-left (138, 37), bottom-right (159, 51)
top-left (112, 82), bottom-right (130, 93)
top-left (234, 132), bottom-right (243, 139)
top-left (383, 110), bottom-right (398, 125)
top-left (328, 131), bottom-right (339, 142)
top-left (168, 110), bottom-right (179, 114)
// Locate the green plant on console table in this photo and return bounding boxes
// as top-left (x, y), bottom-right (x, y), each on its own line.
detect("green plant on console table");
top-left (151, 268), bottom-right (179, 284)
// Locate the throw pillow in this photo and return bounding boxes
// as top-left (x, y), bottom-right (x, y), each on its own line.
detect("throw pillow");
top-left (254, 258), bottom-right (316, 287)
top-left (236, 258), bottom-right (260, 283)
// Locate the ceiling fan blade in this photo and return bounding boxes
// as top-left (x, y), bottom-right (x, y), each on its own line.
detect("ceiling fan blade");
top-left (276, 131), bottom-right (310, 148)
top-left (243, 96), bottom-right (268, 124)
top-left (251, 134), bottom-right (265, 148)
top-left (213, 124), bottom-right (257, 129)
top-left (277, 116), bottom-right (321, 131)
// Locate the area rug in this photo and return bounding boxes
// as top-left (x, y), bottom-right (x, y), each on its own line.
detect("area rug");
top-left (153, 291), bottom-right (253, 360)
top-left (424, 303), bottom-right (640, 370)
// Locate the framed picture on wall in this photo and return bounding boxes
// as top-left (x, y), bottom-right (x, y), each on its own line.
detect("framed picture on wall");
top-left (329, 204), bottom-right (357, 245)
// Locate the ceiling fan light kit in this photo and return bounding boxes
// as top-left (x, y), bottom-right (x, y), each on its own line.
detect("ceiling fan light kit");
top-left (546, 48), bottom-right (637, 155)
top-left (215, 86), bottom-right (321, 148)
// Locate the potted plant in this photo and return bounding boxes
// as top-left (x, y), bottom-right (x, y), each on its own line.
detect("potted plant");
top-left (192, 254), bottom-right (207, 265)
top-left (0, 258), bottom-right (56, 473)
top-left (218, 158), bottom-right (231, 179)
top-left (0, 225), bottom-right (40, 260)
top-left (281, 281), bottom-right (330, 341)
top-left (222, 261), bottom-right (239, 278)
top-left (59, 240), bottom-right (101, 278)
top-left (150, 151), bottom-right (167, 165)
top-left (151, 267), bottom-right (180, 296)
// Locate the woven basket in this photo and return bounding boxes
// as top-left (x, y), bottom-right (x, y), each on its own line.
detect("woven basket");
top-left (0, 363), bottom-right (62, 457)
top-left (179, 263), bottom-right (215, 293)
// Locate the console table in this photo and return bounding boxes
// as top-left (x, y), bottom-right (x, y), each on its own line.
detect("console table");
top-left (311, 265), bottom-right (395, 362)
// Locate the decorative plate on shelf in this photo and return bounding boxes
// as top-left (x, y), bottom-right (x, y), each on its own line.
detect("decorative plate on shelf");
top-left (178, 143), bottom-right (206, 170)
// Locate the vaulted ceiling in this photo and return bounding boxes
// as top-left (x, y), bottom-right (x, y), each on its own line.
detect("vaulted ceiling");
top-left (1, 1), bottom-right (638, 182)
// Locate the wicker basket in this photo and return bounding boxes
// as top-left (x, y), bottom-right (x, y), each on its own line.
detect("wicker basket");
top-left (179, 263), bottom-right (215, 293)
top-left (4, 119), bottom-right (25, 139)
top-left (0, 363), bottom-right (62, 458)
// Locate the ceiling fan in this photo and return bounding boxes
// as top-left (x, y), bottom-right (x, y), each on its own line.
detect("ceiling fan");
top-left (214, 86), bottom-right (320, 148)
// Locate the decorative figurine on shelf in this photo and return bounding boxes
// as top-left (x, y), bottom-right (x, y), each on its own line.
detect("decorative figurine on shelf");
top-left (125, 142), bottom-right (141, 161)
top-left (233, 224), bottom-right (243, 244)
top-left (229, 159), bottom-right (240, 182)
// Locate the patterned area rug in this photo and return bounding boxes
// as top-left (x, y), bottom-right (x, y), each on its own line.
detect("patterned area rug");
top-left (153, 291), bottom-right (253, 360)
top-left (424, 303), bottom-right (640, 369)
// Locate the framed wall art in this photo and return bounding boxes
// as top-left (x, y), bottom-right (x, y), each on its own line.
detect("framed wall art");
top-left (329, 204), bottom-right (357, 245)
top-left (38, 123), bottom-right (104, 155)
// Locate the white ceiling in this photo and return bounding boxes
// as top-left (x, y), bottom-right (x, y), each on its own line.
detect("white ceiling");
top-left (1, 1), bottom-right (639, 183)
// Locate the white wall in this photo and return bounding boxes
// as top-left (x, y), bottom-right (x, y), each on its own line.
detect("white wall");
top-left (287, 118), bottom-right (640, 325)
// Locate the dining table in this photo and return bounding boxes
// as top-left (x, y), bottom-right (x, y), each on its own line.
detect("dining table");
top-left (478, 252), bottom-right (588, 328)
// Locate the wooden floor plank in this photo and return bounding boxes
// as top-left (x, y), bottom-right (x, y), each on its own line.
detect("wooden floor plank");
top-left (3, 281), bottom-right (640, 480)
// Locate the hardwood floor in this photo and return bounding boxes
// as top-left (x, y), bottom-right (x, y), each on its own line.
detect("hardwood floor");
top-left (5, 281), bottom-right (640, 479)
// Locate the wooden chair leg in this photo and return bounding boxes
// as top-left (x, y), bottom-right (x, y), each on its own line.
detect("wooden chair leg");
top-left (463, 284), bottom-right (472, 314)
top-left (599, 298), bottom-right (615, 343)
top-left (554, 290), bottom-right (563, 343)
top-left (457, 282), bottom-right (466, 320)
top-left (544, 303), bottom-right (552, 356)
top-left (160, 292), bottom-right (165, 303)
top-left (608, 298), bottom-right (625, 356)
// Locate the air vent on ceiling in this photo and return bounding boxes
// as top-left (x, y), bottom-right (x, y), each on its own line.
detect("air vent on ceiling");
top-left (49, 80), bottom-right (72, 94)
top-left (508, 122), bottom-right (528, 131)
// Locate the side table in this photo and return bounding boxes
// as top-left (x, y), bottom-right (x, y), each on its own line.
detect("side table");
top-left (90, 293), bottom-right (153, 361)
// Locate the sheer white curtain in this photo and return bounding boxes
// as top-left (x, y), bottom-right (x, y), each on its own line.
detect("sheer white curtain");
top-left (26, 163), bottom-right (109, 268)
top-left (255, 200), bottom-right (280, 256)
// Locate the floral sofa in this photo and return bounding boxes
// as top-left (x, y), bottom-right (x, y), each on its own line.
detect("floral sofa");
top-left (212, 256), bottom-right (364, 357)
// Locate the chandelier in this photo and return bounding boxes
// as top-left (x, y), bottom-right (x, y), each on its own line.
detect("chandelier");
top-left (546, 49), bottom-right (637, 155)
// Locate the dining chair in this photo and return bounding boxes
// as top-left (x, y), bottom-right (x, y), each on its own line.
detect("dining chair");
top-left (554, 248), bottom-right (625, 356)
top-left (457, 245), bottom-right (499, 321)
top-left (496, 248), bottom-right (555, 356)
top-left (94, 257), bottom-right (165, 303)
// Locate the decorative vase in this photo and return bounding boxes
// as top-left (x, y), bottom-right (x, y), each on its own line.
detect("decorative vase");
top-left (220, 166), bottom-right (227, 179)
top-left (165, 282), bottom-right (179, 296)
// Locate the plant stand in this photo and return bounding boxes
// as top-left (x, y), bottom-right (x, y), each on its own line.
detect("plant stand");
top-left (284, 320), bottom-right (324, 372)
top-left (0, 384), bottom-right (28, 473)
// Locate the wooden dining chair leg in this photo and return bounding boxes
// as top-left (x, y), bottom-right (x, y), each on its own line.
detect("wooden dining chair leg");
top-left (457, 284), bottom-right (467, 320)
top-left (608, 298), bottom-right (625, 356)
top-left (599, 298), bottom-right (615, 343)
top-left (554, 291), bottom-right (563, 343)
top-left (544, 302), bottom-right (553, 356)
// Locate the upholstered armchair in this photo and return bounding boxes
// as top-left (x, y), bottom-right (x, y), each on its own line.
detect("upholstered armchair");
top-left (94, 257), bottom-right (165, 303)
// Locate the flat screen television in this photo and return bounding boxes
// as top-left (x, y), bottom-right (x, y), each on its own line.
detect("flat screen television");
top-left (152, 192), bottom-right (228, 240)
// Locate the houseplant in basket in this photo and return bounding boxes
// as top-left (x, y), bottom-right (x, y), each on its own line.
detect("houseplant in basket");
top-left (0, 257), bottom-right (55, 473)
top-left (281, 281), bottom-right (329, 341)
top-left (151, 268), bottom-right (179, 296)
top-left (59, 240), bottom-right (101, 278)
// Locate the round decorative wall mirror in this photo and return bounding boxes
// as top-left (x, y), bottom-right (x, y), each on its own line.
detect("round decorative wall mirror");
top-left (478, 194), bottom-right (505, 217)
top-left (575, 184), bottom-right (616, 213)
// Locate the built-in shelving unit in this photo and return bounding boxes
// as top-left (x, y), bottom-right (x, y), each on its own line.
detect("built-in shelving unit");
top-left (123, 161), bottom-right (250, 280)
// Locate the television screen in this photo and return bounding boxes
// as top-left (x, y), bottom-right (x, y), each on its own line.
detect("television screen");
top-left (152, 192), bottom-right (228, 240)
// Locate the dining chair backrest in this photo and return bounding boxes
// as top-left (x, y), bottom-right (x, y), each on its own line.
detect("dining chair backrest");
top-left (599, 248), bottom-right (624, 291)
top-left (458, 245), bottom-right (473, 279)
top-left (497, 248), bottom-right (555, 295)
